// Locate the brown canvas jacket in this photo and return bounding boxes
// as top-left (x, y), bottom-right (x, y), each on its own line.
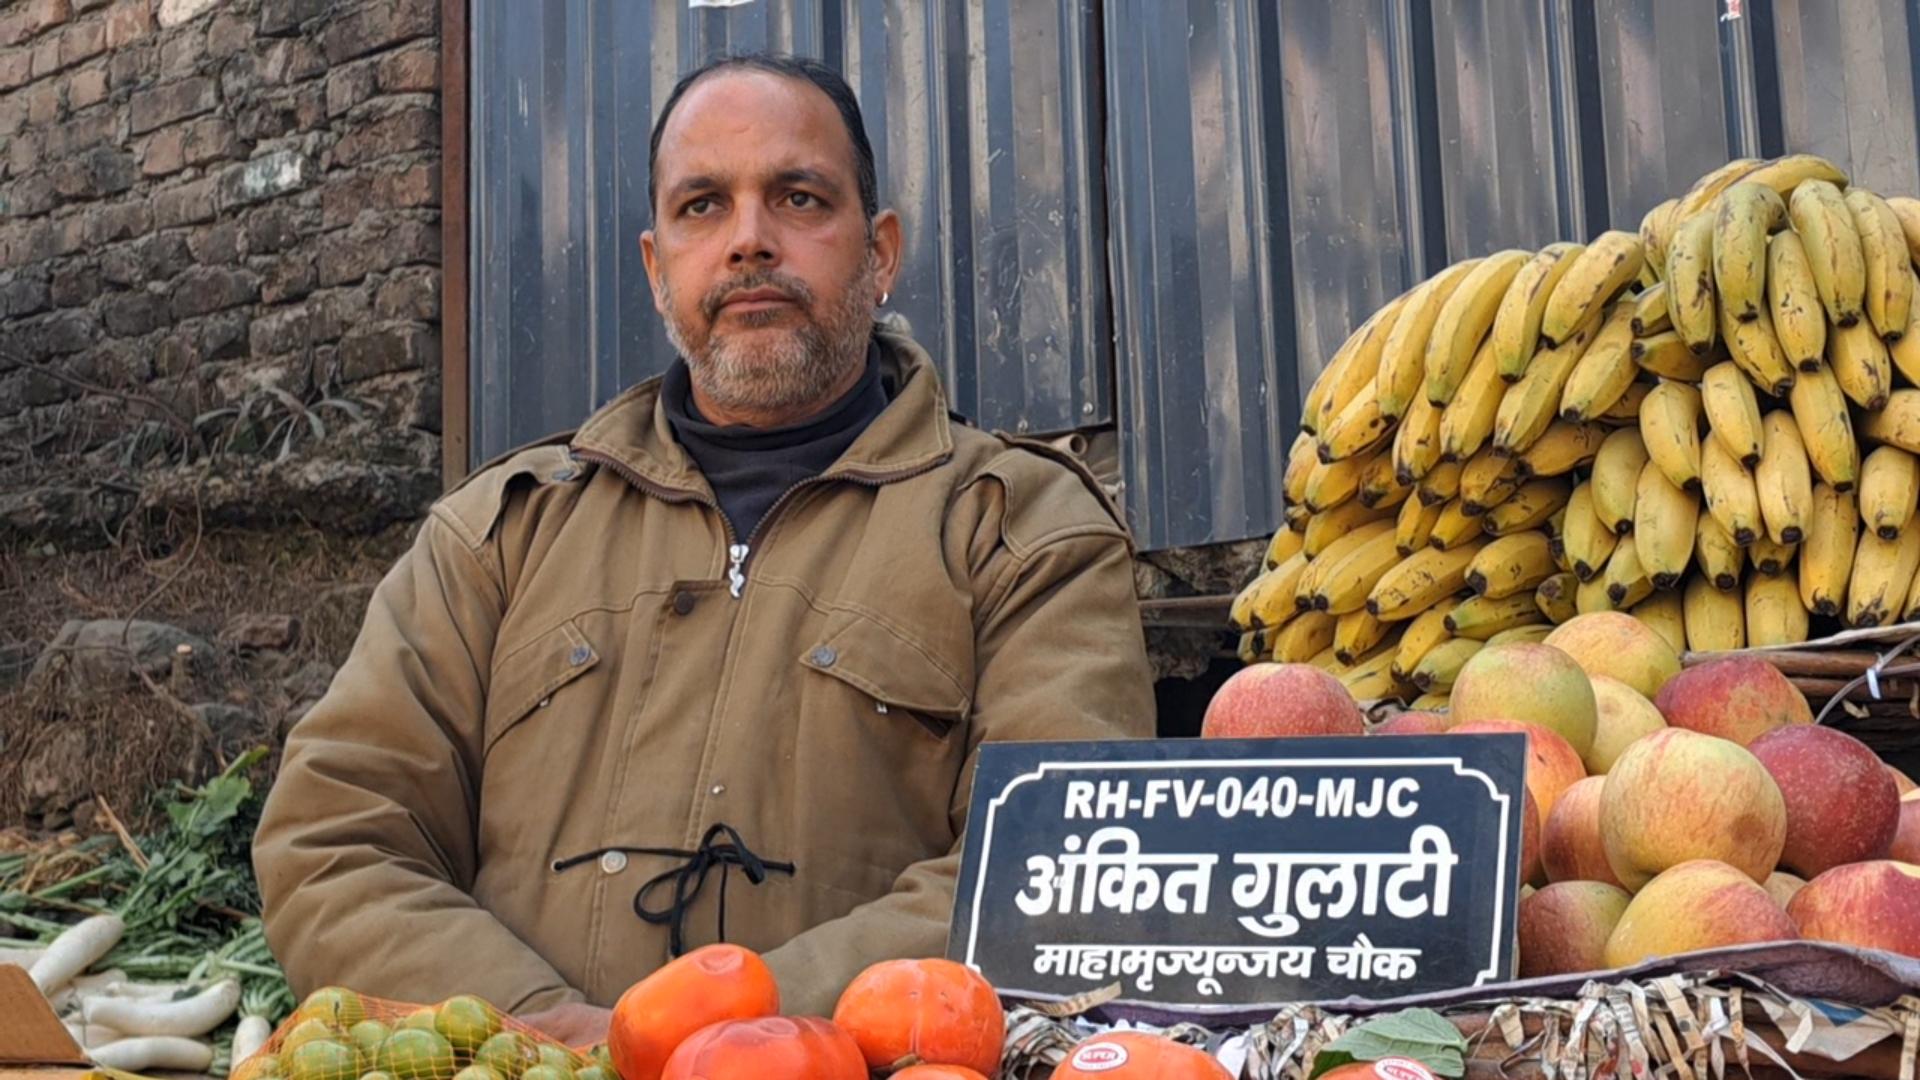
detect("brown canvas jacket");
top-left (253, 322), bottom-right (1155, 1016)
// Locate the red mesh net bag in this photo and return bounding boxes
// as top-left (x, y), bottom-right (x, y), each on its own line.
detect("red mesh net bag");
top-left (233, 989), bottom-right (613, 1080)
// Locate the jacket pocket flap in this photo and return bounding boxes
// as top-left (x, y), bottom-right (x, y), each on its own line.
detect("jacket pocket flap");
top-left (486, 619), bottom-right (600, 753)
top-left (803, 609), bottom-right (971, 720)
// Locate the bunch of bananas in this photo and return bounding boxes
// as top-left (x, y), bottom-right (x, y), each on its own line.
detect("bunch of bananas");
top-left (1232, 154), bottom-right (1920, 706)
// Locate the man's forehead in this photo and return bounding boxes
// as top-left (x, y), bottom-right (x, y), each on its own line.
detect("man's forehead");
top-left (655, 69), bottom-right (856, 185)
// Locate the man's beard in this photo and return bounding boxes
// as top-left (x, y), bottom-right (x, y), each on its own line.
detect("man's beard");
top-left (662, 257), bottom-right (877, 419)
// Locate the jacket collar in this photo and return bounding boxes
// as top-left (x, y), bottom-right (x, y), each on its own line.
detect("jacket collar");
top-left (569, 318), bottom-right (955, 499)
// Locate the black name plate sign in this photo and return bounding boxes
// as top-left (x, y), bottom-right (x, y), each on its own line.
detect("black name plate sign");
top-left (947, 734), bottom-right (1527, 1009)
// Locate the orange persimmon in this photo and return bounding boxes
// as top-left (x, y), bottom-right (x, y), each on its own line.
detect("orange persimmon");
top-left (659, 1017), bottom-right (865, 1080)
top-left (607, 944), bottom-right (779, 1080)
top-left (1052, 1033), bottom-right (1232, 1079)
top-left (832, 958), bottom-right (1005, 1075)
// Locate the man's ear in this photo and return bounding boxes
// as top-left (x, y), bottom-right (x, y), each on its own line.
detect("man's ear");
top-left (640, 230), bottom-right (667, 314)
top-left (870, 209), bottom-right (903, 304)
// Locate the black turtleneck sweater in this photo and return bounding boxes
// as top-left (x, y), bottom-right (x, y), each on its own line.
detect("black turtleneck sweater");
top-left (662, 343), bottom-right (890, 544)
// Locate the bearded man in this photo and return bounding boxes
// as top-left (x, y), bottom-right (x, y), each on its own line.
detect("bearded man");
top-left (252, 53), bottom-right (1153, 1043)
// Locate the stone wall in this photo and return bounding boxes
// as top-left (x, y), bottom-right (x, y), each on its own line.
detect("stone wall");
top-left (0, 0), bottom-right (445, 550)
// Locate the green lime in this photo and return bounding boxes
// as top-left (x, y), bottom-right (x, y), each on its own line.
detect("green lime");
top-left (359, 1072), bottom-right (396, 1080)
top-left (378, 1029), bottom-right (458, 1080)
top-left (586, 1046), bottom-right (611, 1071)
top-left (571, 1065), bottom-right (613, 1080)
top-left (520, 1066), bottom-right (571, 1080)
top-left (397, 1008), bottom-right (440, 1033)
top-left (282, 1020), bottom-right (347, 1056)
top-left (292, 988), bottom-right (369, 1029)
top-left (534, 1047), bottom-right (576, 1072)
top-left (434, 996), bottom-right (502, 1056)
top-left (472, 1033), bottom-right (537, 1080)
top-left (350, 1022), bottom-right (393, 1070)
top-left (451, 1068), bottom-right (501, 1080)
top-left (233, 1056), bottom-right (284, 1080)
top-left (286, 1040), bottom-right (360, 1080)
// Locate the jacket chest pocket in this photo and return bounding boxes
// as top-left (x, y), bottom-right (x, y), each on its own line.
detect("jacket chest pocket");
top-left (484, 618), bottom-right (601, 757)
top-left (801, 607), bottom-right (973, 745)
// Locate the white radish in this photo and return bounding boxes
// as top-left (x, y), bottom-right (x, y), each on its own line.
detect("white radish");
top-left (84, 979), bottom-right (240, 1038)
top-left (88, 1036), bottom-right (215, 1072)
top-left (0, 946), bottom-right (46, 968)
top-left (70, 970), bottom-right (131, 992)
top-left (97, 980), bottom-right (187, 1001)
top-left (64, 1022), bottom-right (127, 1050)
top-left (230, 1015), bottom-right (273, 1072)
top-left (29, 915), bottom-right (125, 995)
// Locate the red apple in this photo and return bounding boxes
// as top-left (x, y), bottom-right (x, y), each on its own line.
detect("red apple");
top-left (1201, 663), bottom-right (1365, 738)
top-left (1749, 725), bottom-right (1898, 878)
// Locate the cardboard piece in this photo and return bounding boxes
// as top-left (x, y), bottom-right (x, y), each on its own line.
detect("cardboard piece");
top-left (0, 963), bottom-right (96, 1080)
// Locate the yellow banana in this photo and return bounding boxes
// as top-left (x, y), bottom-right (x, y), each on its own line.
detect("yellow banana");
top-left (1860, 390), bottom-right (1920, 453)
top-left (1392, 394), bottom-right (1445, 485)
top-left (1313, 527), bottom-right (1410, 615)
top-left (1230, 552), bottom-right (1312, 631)
top-left (1266, 524), bottom-right (1305, 569)
top-left (1701, 433), bottom-right (1765, 546)
top-left (1466, 532), bottom-right (1557, 599)
top-left (1631, 281), bottom-right (1672, 336)
top-left (1845, 188), bottom-right (1913, 340)
top-left (1676, 158), bottom-right (1763, 220)
top-left (1305, 295), bottom-right (1404, 433)
top-left (1336, 640), bottom-right (1405, 700)
top-left (1787, 362), bottom-right (1860, 491)
top-left (1410, 637), bottom-right (1482, 693)
top-left (1491, 242), bottom-right (1585, 382)
top-left (1906, 569), bottom-right (1920, 624)
top-left (1317, 389), bottom-right (1397, 463)
top-left (1741, 153), bottom-right (1848, 198)
top-left (1368, 542), bottom-right (1486, 621)
top-left (1591, 427), bottom-right (1651, 535)
top-left (1299, 517), bottom-right (1398, 600)
top-left (1541, 231), bottom-right (1645, 347)
top-left (1304, 451), bottom-right (1370, 512)
top-left (1631, 331), bottom-right (1713, 382)
top-left (1438, 338), bottom-right (1505, 462)
top-left (1695, 512), bottom-right (1746, 591)
top-left (1767, 230), bottom-right (1827, 371)
top-left (1425, 250), bottom-right (1530, 405)
top-left (1536, 571), bottom-right (1579, 623)
top-left (1429, 500), bottom-right (1486, 552)
top-left (1517, 421), bottom-right (1607, 479)
top-left (1418, 459), bottom-right (1464, 507)
top-left (1684, 573), bottom-right (1747, 652)
top-left (1640, 380), bottom-right (1705, 491)
top-left (1788, 179), bottom-right (1867, 328)
top-left (1409, 691), bottom-right (1451, 710)
top-left (1237, 630), bottom-right (1267, 664)
top-left (1285, 502), bottom-right (1313, 534)
top-left (1558, 301), bottom-right (1640, 421)
top-left (1750, 534), bottom-right (1797, 576)
top-left (1396, 495), bottom-right (1444, 556)
top-left (1575, 571), bottom-right (1617, 615)
top-left (1304, 503), bottom-right (1395, 560)
top-left (1640, 198), bottom-right (1680, 279)
top-left (1284, 430), bottom-right (1318, 506)
top-left (1272, 610), bottom-right (1338, 663)
top-left (1756, 411), bottom-right (1813, 544)
top-left (1358, 451), bottom-right (1415, 509)
top-left (1562, 482), bottom-right (1618, 582)
top-left (1459, 448), bottom-right (1519, 516)
top-left (1800, 483), bottom-right (1857, 617)
top-left (1445, 592), bottom-right (1546, 640)
top-left (1633, 462), bottom-right (1700, 588)
top-left (1631, 590), bottom-right (1688, 655)
top-left (1888, 196), bottom-right (1920, 263)
top-left (1893, 269), bottom-right (1920, 387)
top-left (1486, 478), bottom-right (1572, 536)
top-left (1307, 645), bottom-right (1340, 671)
top-left (1334, 608), bottom-right (1393, 665)
top-left (1378, 260), bottom-right (1481, 417)
top-left (1495, 308), bottom-right (1605, 454)
top-left (1600, 381), bottom-right (1653, 425)
top-left (1391, 599), bottom-right (1462, 680)
top-left (1601, 534), bottom-right (1654, 608)
top-left (1859, 445), bottom-right (1919, 541)
top-left (1846, 526), bottom-right (1920, 628)
top-left (1666, 210), bottom-right (1719, 353)
top-left (1486, 625), bottom-right (1554, 647)
top-left (1827, 320), bottom-right (1893, 411)
top-left (1713, 182), bottom-right (1788, 322)
top-left (1718, 301), bottom-right (1798, 396)
top-left (1702, 361), bottom-right (1764, 467)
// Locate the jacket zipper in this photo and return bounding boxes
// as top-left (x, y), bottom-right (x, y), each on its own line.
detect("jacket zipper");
top-left (574, 447), bottom-right (945, 600)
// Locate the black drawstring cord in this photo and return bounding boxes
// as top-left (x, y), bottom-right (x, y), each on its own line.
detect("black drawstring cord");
top-left (550, 822), bottom-right (796, 957)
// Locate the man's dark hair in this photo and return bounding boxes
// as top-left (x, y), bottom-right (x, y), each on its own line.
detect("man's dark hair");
top-left (648, 53), bottom-right (879, 221)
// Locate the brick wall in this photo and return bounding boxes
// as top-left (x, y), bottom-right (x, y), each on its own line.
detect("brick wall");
top-left (0, 0), bottom-right (445, 549)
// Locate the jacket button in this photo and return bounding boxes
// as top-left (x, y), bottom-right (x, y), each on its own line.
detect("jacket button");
top-left (810, 646), bottom-right (837, 668)
top-left (672, 591), bottom-right (697, 616)
top-left (599, 851), bottom-right (627, 874)
top-left (710, 784), bottom-right (725, 796)
top-left (569, 645), bottom-right (591, 666)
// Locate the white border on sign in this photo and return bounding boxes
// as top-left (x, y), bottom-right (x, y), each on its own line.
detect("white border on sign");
top-left (961, 756), bottom-right (1515, 998)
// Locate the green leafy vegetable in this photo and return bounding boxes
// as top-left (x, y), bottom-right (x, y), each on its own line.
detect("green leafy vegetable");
top-left (1310, 1008), bottom-right (1467, 1078)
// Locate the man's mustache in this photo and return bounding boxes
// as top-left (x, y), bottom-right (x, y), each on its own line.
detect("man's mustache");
top-left (702, 271), bottom-right (815, 321)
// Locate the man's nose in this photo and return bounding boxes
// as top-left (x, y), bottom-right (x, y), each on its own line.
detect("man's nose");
top-left (725, 202), bottom-right (779, 267)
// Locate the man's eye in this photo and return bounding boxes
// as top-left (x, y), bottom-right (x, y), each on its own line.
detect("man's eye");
top-left (787, 192), bottom-right (817, 208)
top-left (684, 197), bottom-right (714, 216)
